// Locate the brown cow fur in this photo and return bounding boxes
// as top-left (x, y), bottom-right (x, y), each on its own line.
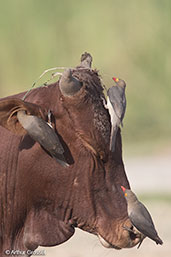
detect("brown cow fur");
top-left (0, 69), bottom-right (140, 256)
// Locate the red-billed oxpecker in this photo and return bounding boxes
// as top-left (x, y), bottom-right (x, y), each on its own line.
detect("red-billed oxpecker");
top-left (106, 77), bottom-right (126, 152)
top-left (121, 186), bottom-right (163, 248)
top-left (17, 110), bottom-right (69, 167)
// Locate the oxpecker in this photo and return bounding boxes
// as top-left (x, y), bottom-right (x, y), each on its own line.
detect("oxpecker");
top-left (121, 186), bottom-right (163, 248)
top-left (106, 77), bottom-right (126, 152)
top-left (17, 110), bottom-right (69, 167)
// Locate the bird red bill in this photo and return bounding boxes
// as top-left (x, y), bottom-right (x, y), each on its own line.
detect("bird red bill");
top-left (121, 186), bottom-right (126, 192)
top-left (112, 77), bottom-right (119, 82)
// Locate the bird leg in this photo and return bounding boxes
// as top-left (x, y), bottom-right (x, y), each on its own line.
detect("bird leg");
top-left (137, 235), bottom-right (146, 249)
top-left (123, 225), bottom-right (145, 247)
top-left (122, 225), bottom-right (134, 233)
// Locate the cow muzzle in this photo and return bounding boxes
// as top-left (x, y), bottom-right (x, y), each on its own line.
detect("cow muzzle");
top-left (97, 219), bottom-right (143, 249)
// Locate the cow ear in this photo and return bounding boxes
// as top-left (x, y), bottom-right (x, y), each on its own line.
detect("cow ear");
top-left (0, 98), bottom-right (46, 135)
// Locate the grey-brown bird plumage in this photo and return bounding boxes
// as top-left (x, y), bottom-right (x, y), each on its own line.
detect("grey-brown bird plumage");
top-left (121, 186), bottom-right (163, 247)
top-left (17, 110), bottom-right (69, 167)
top-left (106, 78), bottom-right (126, 152)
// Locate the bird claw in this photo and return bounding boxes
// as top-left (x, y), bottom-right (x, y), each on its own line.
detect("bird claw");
top-left (123, 225), bottom-right (144, 248)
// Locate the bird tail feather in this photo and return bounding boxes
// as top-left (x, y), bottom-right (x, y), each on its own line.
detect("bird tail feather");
top-left (109, 126), bottom-right (118, 152)
top-left (155, 236), bottom-right (163, 245)
top-left (53, 156), bottom-right (70, 167)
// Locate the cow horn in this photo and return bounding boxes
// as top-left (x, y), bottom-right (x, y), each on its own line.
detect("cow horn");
top-left (59, 69), bottom-right (82, 96)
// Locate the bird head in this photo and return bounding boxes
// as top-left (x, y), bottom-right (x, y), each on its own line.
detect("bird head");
top-left (121, 186), bottom-right (128, 197)
top-left (112, 77), bottom-right (126, 88)
top-left (121, 186), bottom-right (138, 202)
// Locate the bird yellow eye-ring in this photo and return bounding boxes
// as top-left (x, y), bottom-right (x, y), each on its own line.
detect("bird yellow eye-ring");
top-left (112, 77), bottom-right (119, 82)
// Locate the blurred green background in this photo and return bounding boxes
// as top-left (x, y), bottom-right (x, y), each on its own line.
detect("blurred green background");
top-left (0, 0), bottom-right (170, 153)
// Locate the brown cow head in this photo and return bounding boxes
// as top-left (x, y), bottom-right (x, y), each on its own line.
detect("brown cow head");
top-left (0, 54), bottom-right (142, 254)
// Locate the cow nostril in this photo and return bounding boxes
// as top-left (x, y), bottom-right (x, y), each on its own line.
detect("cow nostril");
top-left (129, 229), bottom-right (137, 241)
top-left (122, 225), bottom-right (137, 240)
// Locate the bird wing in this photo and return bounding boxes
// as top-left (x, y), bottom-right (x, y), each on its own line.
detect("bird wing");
top-left (17, 111), bottom-right (69, 167)
top-left (107, 86), bottom-right (126, 123)
top-left (129, 201), bottom-right (159, 242)
top-left (109, 124), bottom-right (118, 152)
